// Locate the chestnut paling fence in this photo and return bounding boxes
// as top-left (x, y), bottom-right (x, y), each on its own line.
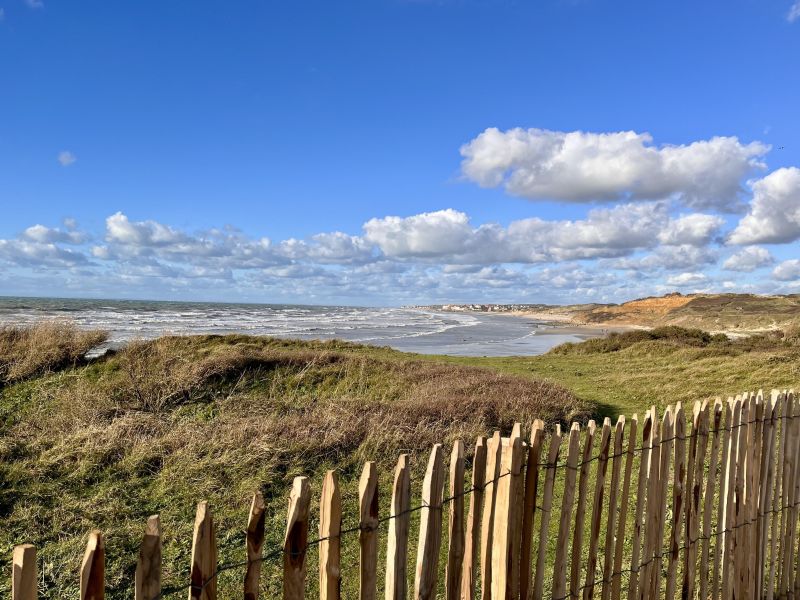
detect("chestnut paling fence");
top-left (9, 388), bottom-right (800, 600)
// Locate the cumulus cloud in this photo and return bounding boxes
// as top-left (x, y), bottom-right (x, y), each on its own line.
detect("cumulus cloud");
top-left (460, 127), bottom-right (768, 210)
top-left (723, 246), bottom-right (773, 272)
top-left (57, 151), bottom-right (76, 166)
top-left (729, 167), bottom-right (800, 245)
top-left (773, 259), bottom-right (800, 281)
top-left (23, 224), bottom-right (86, 245)
top-left (363, 203), bottom-right (723, 264)
top-left (657, 213), bottom-right (725, 246)
top-left (0, 239), bottom-right (88, 268)
top-left (666, 272), bottom-right (709, 287)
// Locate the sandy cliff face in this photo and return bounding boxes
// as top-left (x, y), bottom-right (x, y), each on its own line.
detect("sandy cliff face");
top-left (565, 293), bottom-right (800, 332)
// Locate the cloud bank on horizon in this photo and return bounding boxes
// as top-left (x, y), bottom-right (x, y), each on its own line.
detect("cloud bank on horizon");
top-left (2, 127), bottom-right (799, 305)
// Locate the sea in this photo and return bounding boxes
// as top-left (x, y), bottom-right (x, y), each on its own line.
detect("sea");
top-left (0, 296), bottom-right (593, 357)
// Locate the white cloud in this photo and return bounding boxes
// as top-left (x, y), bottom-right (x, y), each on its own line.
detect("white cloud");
top-left (23, 224), bottom-right (86, 245)
top-left (57, 151), bottom-right (77, 166)
top-left (729, 167), bottom-right (800, 244)
top-left (666, 272), bottom-right (709, 287)
top-left (364, 203), bottom-right (725, 265)
top-left (105, 212), bottom-right (188, 247)
top-left (657, 213), bottom-right (725, 246)
top-left (773, 259), bottom-right (800, 281)
top-left (460, 127), bottom-right (769, 210)
top-left (789, 1), bottom-right (800, 22)
top-left (0, 8), bottom-right (5, 20)
top-left (25, 0), bottom-right (44, 7)
top-left (723, 246), bottom-right (773, 272)
top-left (0, 239), bottom-right (88, 268)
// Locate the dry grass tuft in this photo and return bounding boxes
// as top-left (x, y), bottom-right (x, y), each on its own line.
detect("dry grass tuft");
top-left (0, 322), bottom-right (108, 384)
top-left (0, 333), bottom-right (585, 599)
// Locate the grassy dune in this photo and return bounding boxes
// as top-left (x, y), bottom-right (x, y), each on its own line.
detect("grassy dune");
top-left (0, 323), bottom-right (797, 598)
top-left (0, 328), bottom-right (585, 599)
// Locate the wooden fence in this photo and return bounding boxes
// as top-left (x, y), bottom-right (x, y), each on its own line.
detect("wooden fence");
top-left (9, 388), bottom-right (800, 599)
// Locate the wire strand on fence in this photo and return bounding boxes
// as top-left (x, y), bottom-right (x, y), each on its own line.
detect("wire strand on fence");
top-left (147, 398), bottom-right (796, 600)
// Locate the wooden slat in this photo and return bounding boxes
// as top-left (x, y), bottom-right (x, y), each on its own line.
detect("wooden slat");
top-left (699, 400), bottom-right (722, 600)
top-left (766, 392), bottom-right (785, 600)
top-left (445, 440), bottom-right (466, 600)
top-left (680, 401), bottom-right (703, 600)
top-left (721, 398), bottom-right (741, 600)
top-left (189, 502), bottom-right (217, 600)
top-left (552, 423), bottom-right (581, 600)
top-left (758, 391), bottom-right (777, 598)
top-left (600, 416), bottom-right (625, 600)
top-left (12, 544), bottom-right (36, 600)
top-left (665, 403), bottom-right (686, 600)
top-left (283, 476), bottom-right (311, 600)
top-left (789, 390), bottom-right (800, 596)
top-left (245, 494), bottom-right (266, 600)
top-left (519, 420), bottom-right (544, 600)
top-left (386, 454), bottom-right (412, 600)
top-left (533, 424), bottom-right (563, 600)
top-left (611, 414), bottom-right (637, 600)
top-left (571, 420), bottom-right (597, 599)
top-left (651, 406), bottom-right (674, 599)
top-left (733, 395), bottom-right (751, 599)
top-left (749, 393), bottom-right (765, 598)
top-left (508, 424), bottom-right (526, 600)
top-left (359, 462), bottom-right (379, 600)
top-left (81, 531), bottom-right (105, 600)
top-left (135, 515), bottom-right (162, 600)
top-left (713, 399), bottom-right (733, 600)
top-left (583, 417), bottom-right (612, 600)
top-left (414, 444), bottom-right (446, 600)
top-left (627, 408), bottom-right (653, 600)
top-left (480, 431), bottom-right (502, 600)
top-left (490, 432), bottom-right (524, 600)
top-left (776, 392), bottom-right (791, 596)
top-left (319, 471), bottom-right (342, 600)
top-left (783, 391), bottom-right (800, 597)
top-left (638, 406), bottom-right (661, 600)
top-left (460, 440), bottom-right (486, 600)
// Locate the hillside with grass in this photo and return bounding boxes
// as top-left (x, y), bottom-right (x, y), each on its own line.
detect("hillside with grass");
top-left (1, 322), bottom-right (798, 598)
top-left (0, 324), bottom-right (585, 599)
top-left (516, 292), bottom-right (800, 333)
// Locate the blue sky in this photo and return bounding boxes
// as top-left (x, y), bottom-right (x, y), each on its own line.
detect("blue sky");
top-left (1, 0), bottom-right (799, 305)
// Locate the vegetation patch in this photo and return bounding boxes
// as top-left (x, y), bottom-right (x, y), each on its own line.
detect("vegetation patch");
top-left (0, 331), bottom-right (585, 599)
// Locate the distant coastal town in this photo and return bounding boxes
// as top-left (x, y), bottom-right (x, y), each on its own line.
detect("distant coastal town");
top-left (410, 303), bottom-right (552, 312)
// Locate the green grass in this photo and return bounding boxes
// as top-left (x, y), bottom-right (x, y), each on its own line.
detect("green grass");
top-left (0, 326), bottom-right (797, 599)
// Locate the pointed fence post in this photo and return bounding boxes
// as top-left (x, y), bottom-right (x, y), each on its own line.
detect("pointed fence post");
top-left (490, 430), bottom-right (524, 600)
top-left (571, 420), bottom-right (597, 599)
top-left (460, 438), bottom-right (487, 600)
top-left (553, 422), bottom-right (581, 600)
top-left (386, 454), bottom-right (411, 600)
top-left (583, 417), bottom-right (612, 600)
top-left (445, 440), bottom-right (465, 600)
top-left (320, 471), bottom-right (342, 600)
top-left (135, 515), bottom-right (162, 600)
top-left (284, 476), bottom-right (311, 600)
top-left (601, 416), bottom-right (626, 600)
top-left (244, 493), bottom-right (266, 600)
top-left (189, 501), bottom-right (217, 600)
top-left (480, 432), bottom-right (502, 600)
top-left (414, 444), bottom-right (446, 600)
top-left (533, 424), bottom-right (563, 600)
top-left (359, 462), bottom-right (379, 600)
top-left (81, 530), bottom-right (105, 600)
top-left (520, 420), bottom-right (544, 600)
top-left (12, 544), bottom-right (37, 600)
